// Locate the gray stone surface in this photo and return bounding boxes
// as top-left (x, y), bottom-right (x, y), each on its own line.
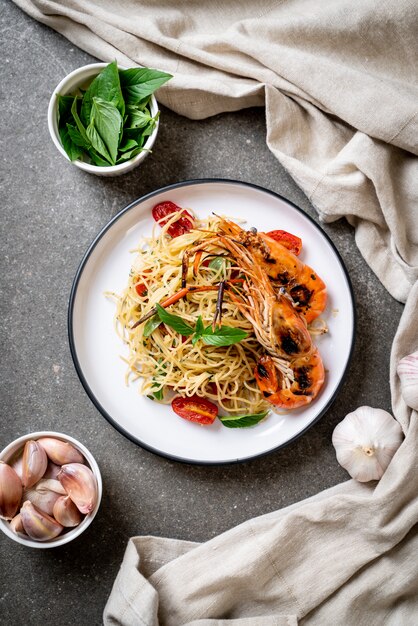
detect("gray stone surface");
top-left (0, 3), bottom-right (403, 625)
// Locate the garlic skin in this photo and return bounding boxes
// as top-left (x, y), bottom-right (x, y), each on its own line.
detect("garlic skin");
top-left (58, 463), bottom-right (97, 514)
top-left (43, 461), bottom-right (61, 480)
top-left (332, 406), bottom-right (403, 482)
top-left (23, 479), bottom-right (67, 515)
top-left (397, 351), bottom-right (418, 411)
top-left (53, 495), bottom-right (82, 527)
top-left (21, 440), bottom-right (48, 489)
top-left (38, 437), bottom-right (84, 465)
top-left (20, 500), bottom-right (63, 541)
top-left (0, 462), bottom-right (23, 520)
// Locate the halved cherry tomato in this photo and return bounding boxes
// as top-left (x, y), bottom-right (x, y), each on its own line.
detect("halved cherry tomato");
top-left (266, 230), bottom-right (302, 256)
top-left (152, 201), bottom-right (194, 238)
top-left (171, 394), bottom-right (218, 425)
top-left (135, 283), bottom-right (148, 297)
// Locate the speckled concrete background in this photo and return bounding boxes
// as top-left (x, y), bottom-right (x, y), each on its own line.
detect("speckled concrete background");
top-left (0, 3), bottom-right (403, 625)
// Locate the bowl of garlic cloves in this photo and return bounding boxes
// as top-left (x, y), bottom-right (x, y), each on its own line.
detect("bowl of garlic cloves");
top-left (0, 431), bottom-right (102, 548)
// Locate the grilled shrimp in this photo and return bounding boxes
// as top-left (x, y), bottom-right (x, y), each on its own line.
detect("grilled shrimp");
top-left (214, 220), bottom-right (325, 409)
top-left (218, 235), bottom-right (313, 360)
top-left (218, 219), bottom-right (327, 323)
top-left (255, 350), bottom-right (325, 409)
top-left (138, 212), bottom-right (326, 411)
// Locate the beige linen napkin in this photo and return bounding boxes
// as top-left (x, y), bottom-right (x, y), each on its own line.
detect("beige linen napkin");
top-left (12, 0), bottom-right (418, 622)
top-left (12, 0), bottom-right (418, 302)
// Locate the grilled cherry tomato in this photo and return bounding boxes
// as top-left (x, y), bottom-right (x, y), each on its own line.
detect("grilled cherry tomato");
top-left (266, 230), bottom-right (302, 256)
top-left (135, 282), bottom-right (148, 297)
top-left (171, 395), bottom-right (218, 425)
top-left (152, 201), bottom-right (194, 238)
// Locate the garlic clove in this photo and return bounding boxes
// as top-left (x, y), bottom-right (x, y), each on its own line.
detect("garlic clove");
top-left (9, 513), bottom-right (26, 535)
top-left (0, 461), bottom-right (23, 520)
top-left (57, 463), bottom-right (97, 514)
top-left (37, 437), bottom-right (84, 466)
top-left (53, 495), bottom-right (83, 527)
top-left (332, 406), bottom-right (403, 482)
top-left (21, 440), bottom-right (48, 489)
top-left (20, 500), bottom-right (63, 541)
top-left (23, 479), bottom-right (67, 516)
top-left (43, 461), bottom-right (62, 480)
top-left (397, 350), bottom-right (418, 411)
top-left (10, 453), bottom-right (24, 481)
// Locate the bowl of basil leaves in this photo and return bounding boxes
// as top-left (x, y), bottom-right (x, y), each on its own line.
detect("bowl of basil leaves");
top-left (48, 61), bottom-right (172, 176)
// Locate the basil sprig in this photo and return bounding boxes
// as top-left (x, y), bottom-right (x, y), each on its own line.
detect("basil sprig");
top-left (57, 61), bottom-right (172, 166)
top-left (151, 305), bottom-right (247, 347)
top-left (155, 304), bottom-right (195, 336)
top-left (219, 412), bottom-right (269, 428)
top-left (143, 315), bottom-right (162, 337)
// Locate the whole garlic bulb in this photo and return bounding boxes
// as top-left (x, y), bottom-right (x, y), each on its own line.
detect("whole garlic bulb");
top-left (332, 406), bottom-right (403, 482)
top-left (397, 350), bottom-right (418, 411)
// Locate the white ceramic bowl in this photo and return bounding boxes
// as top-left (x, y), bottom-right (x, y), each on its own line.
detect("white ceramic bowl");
top-left (0, 431), bottom-right (102, 548)
top-left (47, 63), bottom-right (159, 177)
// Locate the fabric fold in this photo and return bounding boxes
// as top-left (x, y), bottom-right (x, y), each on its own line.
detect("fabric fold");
top-left (104, 282), bottom-right (417, 624)
top-left (12, 0), bottom-right (418, 302)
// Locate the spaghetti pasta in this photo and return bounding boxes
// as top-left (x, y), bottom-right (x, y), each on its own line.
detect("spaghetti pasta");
top-left (110, 205), bottom-right (327, 424)
top-left (112, 212), bottom-right (271, 415)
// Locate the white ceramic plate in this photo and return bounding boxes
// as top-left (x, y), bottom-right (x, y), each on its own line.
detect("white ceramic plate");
top-left (69, 180), bottom-right (355, 464)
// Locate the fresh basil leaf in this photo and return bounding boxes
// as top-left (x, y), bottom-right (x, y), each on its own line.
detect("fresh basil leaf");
top-left (118, 138), bottom-right (138, 152)
top-left (220, 411), bottom-right (269, 428)
top-left (142, 112), bottom-right (160, 137)
top-left (119, 68), bottom-right (172, 104)
top-left (86, 119), bottom-right (113, 164)
top-left (143, 315), bottom-right (162, 337)
top-left (128, 96), bottom-right (151, 111)
top-left (71, 97), bottom-right (90, 144)
top-left (115, 147), bottom-right (145, 164)
top-left (195, 316), bottom-right (204, 335)
top-left (88, 149), bottom-right (111, 167)
top-left (58, 126), bottom-right (83, 161)
top-left (201, 325), bottom-right (248, 347)
top-left (156, 303), bottom-right (194, 336)
top-left (81, 60), bottom-right (125, 125)
top-left (127, 108), bottom-right (152, 128)
top-left (57, 94), bottom-right (74, 125)
top-left (122, 127), bottom-right (146, 145)
top-left (90, 97), bottom-right (122, 164)
top-left (66, 124), bottom-right (91, 149)
top-left (191, 316), bottom-right (205, 346)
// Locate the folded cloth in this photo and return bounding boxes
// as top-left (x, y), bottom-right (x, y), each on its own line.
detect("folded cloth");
top-left (13, 1), bottom-right (418, 622)
top-left (105, 282), bottom-right (418, 625)
top-left (12, 0), bottom-right (418, 301)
